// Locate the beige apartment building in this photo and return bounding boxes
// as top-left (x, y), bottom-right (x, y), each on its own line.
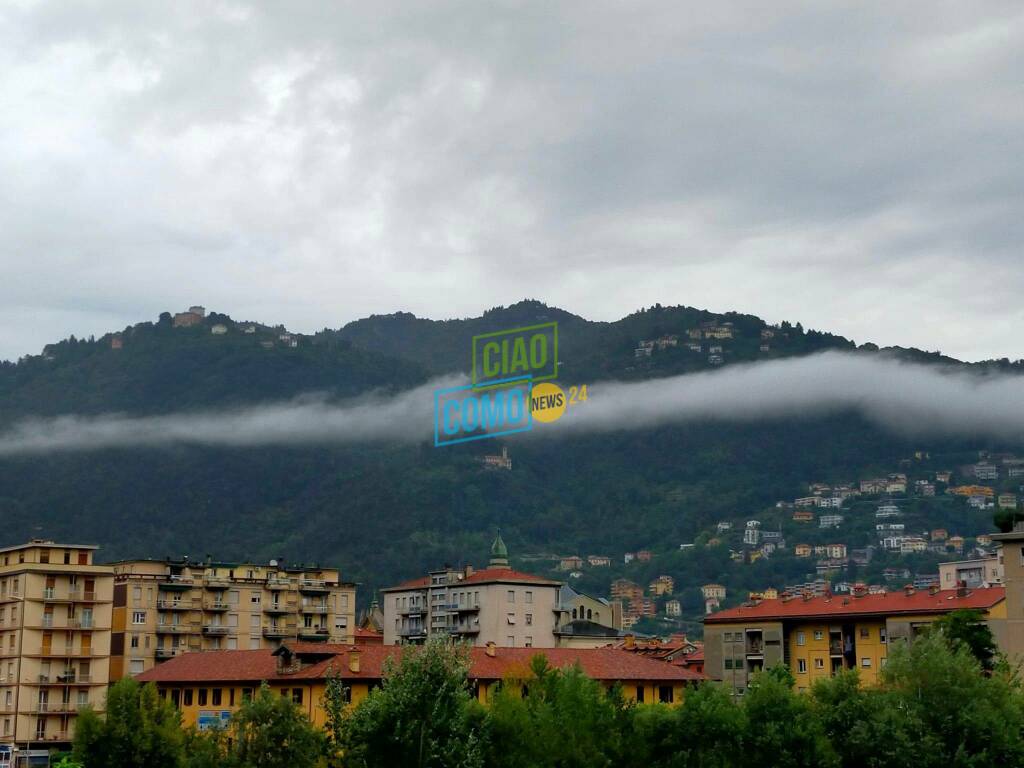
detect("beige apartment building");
top-left (0, 540), bottom-right (113, 749)
top-left (382, 534), bottom-right (563, 648)
top-left (110, 557), bottom-right (356, 678)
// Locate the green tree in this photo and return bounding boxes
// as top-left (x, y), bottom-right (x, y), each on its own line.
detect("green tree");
top-left (742, 665), bottom-right (836, 768)
top-left (932, 608), bottom-right (999, 672)
top-left (340, 637), bottom-right (484, 768)
top-left (881, 633), bottom-right (1024, 767)
top-left (72, 678), bottom-right (184, 768)
top-left (662, 682), bottom-right (747, 768)
top-left (485, 656), bottom-right (634, 768)
top-left (228, 683), bottom-right (324, 768)
top-left (811, 669), bottom-right (930, 768)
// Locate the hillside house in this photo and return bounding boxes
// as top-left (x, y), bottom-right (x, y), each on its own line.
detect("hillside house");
top-left (794, 496), bottom-right (820, 508)
top-left (559, 556), bottom-right (584, 571)
top-left (900, 538), bottom-right (928, 554)
top-left (649, 575), bottom-right (675, 596)
top-left (792, 510), bottom-right (815, 523)
top-left (973, 463), bottom-right (999, 480)
top-left (936, 471), bottom-right (953, 483)
top-left (819, 514), bottom-right (843, 529)
top-left (479, 446), bottom-right (512, 470)
top-left (665, 599), bottom-right (682, 617)
top-left (708, 354), bottom-right (724, 365)
top-left (931, 529), bottom-right (948, 542)
top-left (999, 494), bottom-right (1018, 509)
top-left (211, 324), bottom-right (228, 335)
top-left (636, 550), bottom-right (653, 562)
top-left (110, 335), bottom-right (123, 349)
top-left (794, 544), bottom-right (812, 558)
top-left (860, 478), bottom-right (888, 494)
top-left (587, 555), bottom-right (611, 567)
top-left (875, 503), bottom-right (902, 518)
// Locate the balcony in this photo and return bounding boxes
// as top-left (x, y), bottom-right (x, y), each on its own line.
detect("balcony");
top-left (155, 648), bottom-right (179, 661)
top-left (35, 731), bottom-right (69, 742)
top-left (454, 603), bottom-right (480, 613)
top-left (298, 580), bottom-right (329, 594)
top-left (300, 605), bottom-right (328, 614)
top-left (156, 623), bottom-right (197, 634)
top-left (399, 606), bottom-right (426, 616)
top-left (68, 618), bottom-right (94, 629)
top-left (156, 599), bottom-right (193, 610)
top-left (449, 625), bottom-right (480, 636)
top-left (264, 603), bottom-right (294, 614)
top-left (203, 578), bottom-right (232, 589)
top-left (158, 578), bottom-right (194, 592)
top-left (262, 627), bottom-right (295, 639)
top-left (41, 588), bottom-right (72, 603)
top-left (68, 591), bottom-right (98, 602)
top-left (297, 628), bottom-right (330, 641)
top-left (745, 641), bottom-right (764, 656)
top-left (829, 641), bottom-right (843, 656)
top-left (202, 625), bottom-right (229, 636)
top-left (36, 649), bottom-right (96, 659)
top-left (266, 578), bottom-right (292, 590)
top-left (398, 627), bottom-right (427, 640)
top-left (203, 601), bottom-right (230, 612)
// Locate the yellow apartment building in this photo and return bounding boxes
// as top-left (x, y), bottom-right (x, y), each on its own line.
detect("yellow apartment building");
top-left (136, 640), bottom-right (703, 726)
top-left (704, 584), bottom-right (1006, 696)
top-left (0, 540), bottom-right (113, 749)
top-left (110, 557), bottom-right (356, 679)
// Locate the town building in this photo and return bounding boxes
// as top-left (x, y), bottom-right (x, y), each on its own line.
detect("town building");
top-left (110, 557), bottom-right (355, 678)
top-left (973, 463), bottom-right (999, 481)
top-left (990, 525), bottom-right (1024, 665)
top-left (0, 541), bottom-right (114, 750)
top-left (558, 556), bottom-right (584, 572)
top-left (137, 641), bottom-right (703, 723)
top-left (999, 494), bottom-right (1018, 510)
top-left (172, 306), bottom-right (206, 328)
top-left (381, 534), bottom-right (561, 648)
top-left (665, 600), bottom-right (681, 618)
top-left (701, 584), bottom-right (726, 615)
top-left (742, 521), bottom-right (761, 547)
top-left (478, 446), bottom-right (512, 470)
top-left (792, 510), bottom-right (815, 523)
top-left (819, 514), bottom-right (843, 529)
top-left (794, 544), bottom-right (812, 558)
top-left (586, 555), bottom-right (611, 567)
top-left (704, 585), bottom-right (1006, 696)
top-left (939, 555), bottom-right (1004, 589)
top-left (648, 576), bottom-right (674, 596)
top-left (210, 324), bottom-right (228, 335)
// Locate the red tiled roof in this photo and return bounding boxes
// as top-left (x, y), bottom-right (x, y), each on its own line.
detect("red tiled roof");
top-left (382, 568), bottom-right (559, 592)
top-left (137, 645), bottom-right (702, 685)
top-left (353, 627), bottom-right (383, 644)
top-left (460, 568), bottom-right (560, 585)
top-left (704, 587), bottom-right (1005, 624)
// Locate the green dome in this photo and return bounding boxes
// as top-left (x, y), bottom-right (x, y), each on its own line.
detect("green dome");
top-left (489, 531), bottom-right (510, 568)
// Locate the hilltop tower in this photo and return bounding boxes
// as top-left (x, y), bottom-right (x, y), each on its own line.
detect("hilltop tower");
top-left (489, 530), bottom-right (510, 569)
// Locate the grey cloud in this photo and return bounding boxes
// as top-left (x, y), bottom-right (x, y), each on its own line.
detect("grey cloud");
top-left (1, 353), bottom-right (1023, 455)
top-left (1, 2), bottom-right (1023, 361)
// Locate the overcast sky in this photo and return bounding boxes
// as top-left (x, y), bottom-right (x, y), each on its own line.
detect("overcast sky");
top-left (1, 1), bottom-right (1022, 363)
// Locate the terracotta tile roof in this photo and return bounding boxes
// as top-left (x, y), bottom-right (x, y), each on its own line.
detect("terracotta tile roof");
top-left (137, 645), bottom-right (703, 685)
top-left (381, 575), bottom-right (431, 591)
top-left (460, 568), bottom-right (560, 585)
top-left (704, 587), bottom-right (1005, 624)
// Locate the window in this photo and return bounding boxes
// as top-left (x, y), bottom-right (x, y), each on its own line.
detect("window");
top-left (132, 586), bottom-right (142, 604)
top-left (798, 659), bottom-right (807, 673)
top-left (292, 688), bottom-right (303, 704)
top-left (880, 657), bottom-right (888, 668)
top-left (724, 659), bottom-right (733, 670)
top-left (859, 627), bottom-right (869, 639)
top-left (507, 636), bottom-right (515, 647)
top-left (525, 591), bottom-right (533, 604)
top-left (250, 592), bottom-right (261, 605)
top-left (130, 659), bottom-right (144, 675)
top-left (183, 689), bottom-right (193, 706)
top-left (131, 634), bottom-right (139, 649)
top-left (796, 632), bottom-right (805, 646)
top-left (132, 611), bottom-right (146, 625)
top-left (39, 550), bottom-right (49, 564)
top-left (229, 689), bottom-right (235, 706)
top-left (525, 636), bottom-right (533, 647)
top-left (813, 630), bottom-right (823, 641)
top-left (335, 616), bottom-right (348, 630)
top-left (814, 658), bottom-right (824, 670)
top-left (723, 632), bottom-right (732, 642)
top-left (506, 613), bottom-right (516, 625)
top-left (658, 686), bottom-right (673, 704)
top-left (861, 658), bottom-right (872, 668)
top-left (242, 688), bottom-right (253, 702)
top-left (525, 614), bottom-right (533, 626)
top-left (880, 628), bottom-right (887, 644)
top-left (197, 689), bottom-right (208, 706)
top-left (507, 590), bottom-right (515, 603)
top-left (636, 685), bottom-right (645, 703)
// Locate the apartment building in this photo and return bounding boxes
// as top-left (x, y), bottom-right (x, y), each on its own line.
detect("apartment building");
top-left (0, 540), bottom-right (113, 749)
top-left (110, 557), bottom-right (356, 678)
top-left (381, 534), bottom-right (562, 648)
top-left (704, 585), bottom-right (1006, 697)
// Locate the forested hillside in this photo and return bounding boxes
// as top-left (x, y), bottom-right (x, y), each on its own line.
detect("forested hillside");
top-left (0, 300), bottom-right (1019, 632)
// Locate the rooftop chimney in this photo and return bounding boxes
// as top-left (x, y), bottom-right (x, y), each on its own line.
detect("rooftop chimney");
top-left (956, 580), bottom-right (969, 598)
top-left (624, 634), bottom-right (635, 650)
top-left (485, 641), bottom-right (497, 658)
top-left (929, 584), bottom-right (939, 596)
top-left (904, 585), bottom-right (915, 597)
top-left (349, 650), bottom-right (361, 673)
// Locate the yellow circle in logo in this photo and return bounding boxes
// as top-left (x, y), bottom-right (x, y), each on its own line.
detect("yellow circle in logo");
top-left (530, 382), bottom-right (567, 424)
